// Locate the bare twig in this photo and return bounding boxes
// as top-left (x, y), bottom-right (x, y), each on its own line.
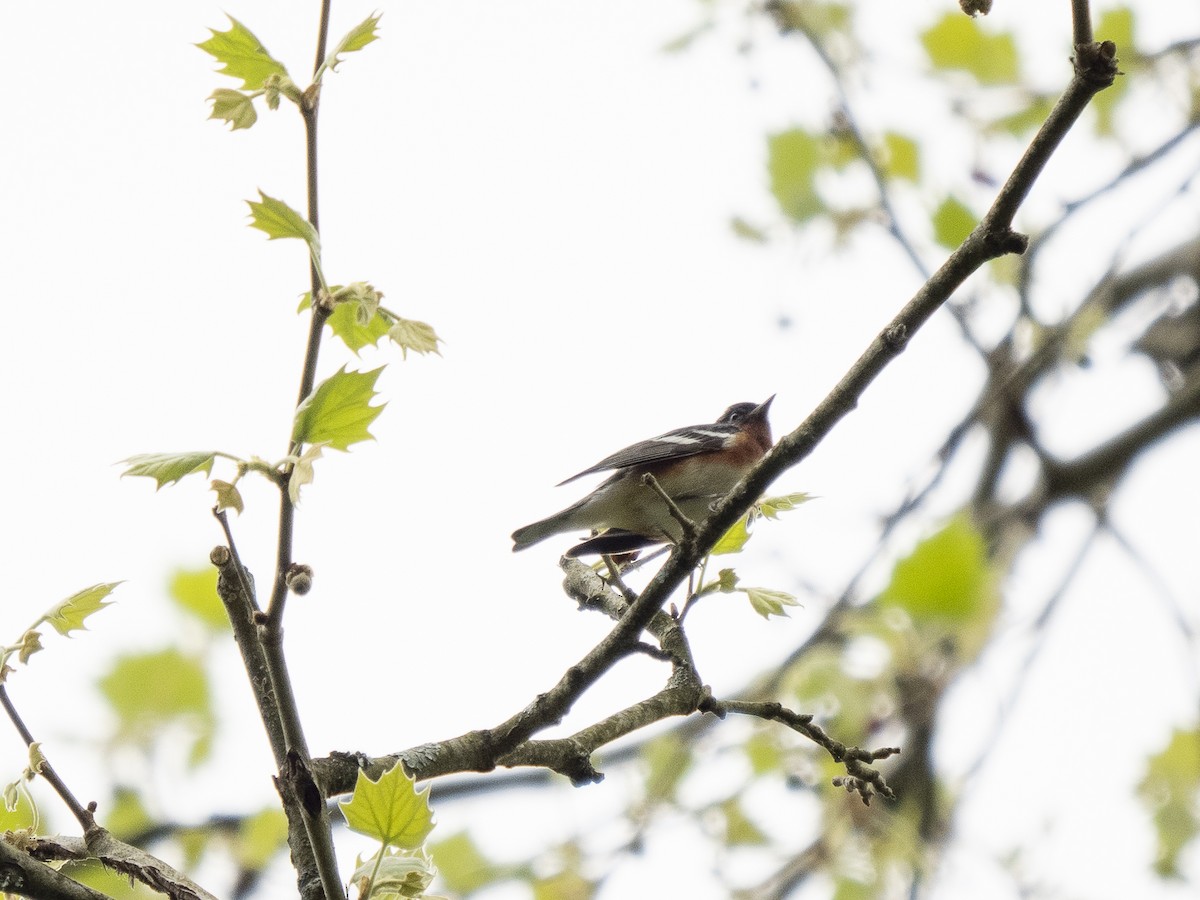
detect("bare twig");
top-left (0, 687), bottom-right (91, 832)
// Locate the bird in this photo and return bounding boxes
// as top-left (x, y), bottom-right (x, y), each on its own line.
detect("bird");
top-left (511, 397), bottom-right (775, 557)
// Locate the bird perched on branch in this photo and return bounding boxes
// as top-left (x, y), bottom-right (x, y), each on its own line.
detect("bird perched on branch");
top-left (511, 397), bottom-right (775, 558)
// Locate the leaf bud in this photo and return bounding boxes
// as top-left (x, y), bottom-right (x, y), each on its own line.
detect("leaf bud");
top-left (286, 563), bottom-right (314, 596)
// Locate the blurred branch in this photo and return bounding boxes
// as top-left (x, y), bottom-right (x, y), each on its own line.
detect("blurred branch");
top-left (0, 839), bottom-right (109, 900)
top-left (27, 833), bottom-right (217, 900)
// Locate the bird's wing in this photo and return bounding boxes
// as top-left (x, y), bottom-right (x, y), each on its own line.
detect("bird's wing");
top-left (557, 422), bottom-right (737, 485)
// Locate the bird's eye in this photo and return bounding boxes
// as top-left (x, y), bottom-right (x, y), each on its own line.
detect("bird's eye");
top-left (728, 412), bottom-right (742, 422)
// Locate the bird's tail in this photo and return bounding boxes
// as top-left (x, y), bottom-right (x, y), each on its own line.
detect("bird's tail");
top-left (511, 506), bottom-right (582, 552)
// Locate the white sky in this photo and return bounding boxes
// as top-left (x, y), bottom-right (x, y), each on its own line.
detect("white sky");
top-left (2, 1), bottom-right (1199, 898)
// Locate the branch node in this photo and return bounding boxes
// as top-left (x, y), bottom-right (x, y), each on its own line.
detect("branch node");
top-left (1074, 40), bottom-right (1120, 87)
top-left (883, 323), bottom-right (909, 351)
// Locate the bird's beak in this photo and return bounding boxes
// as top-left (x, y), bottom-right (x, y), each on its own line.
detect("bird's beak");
top-left (752, 395), bottom-right (775, 419)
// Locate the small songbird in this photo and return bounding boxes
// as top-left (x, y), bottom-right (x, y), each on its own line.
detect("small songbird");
top-left (511, 397), bottom-right (775, 557)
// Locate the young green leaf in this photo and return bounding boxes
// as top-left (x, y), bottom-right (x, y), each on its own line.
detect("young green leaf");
top-left (300, 290), bottom-right (391, 354)
top-left (388, 317), bottom-right (443, 360)
top-left (292, 367), bottom-right (386, 451)
top-left (322, 13), bottom-right (382, 75)
top-left (208, 88), bottom-right (258, 130)
top-left (339, 761), bottom-right (435, 850)
top-left (712, 493), bottom-right (812, 555)
top-left (288, 443), bottom-right (325, 504)
top-left (767, 128), bottom-right (822, 223)
top-left (880, 515), bottom-right (992, 622)
top-left (881, 132), bottom-right (920, 182)
top-left (932, 196), bottom-right (976, 250)
top-left (743, 586), bottom-right (800, 619)
top-left (169, 568), bottom-right (228, 631)
top-left (44, 582), bottom-right (121, 637)
top-left (1139, 727), bottom-right (1200, 877)
top-left (121, 452), bottom-right (217, 489)
top-left (16, 631), bottom-right (42, 665)
top-left (349, 849), bottom-right (436, 900)
top-left (210, 479), bottom-right (244, 515)
top-left (921, 13), bottom-right (1019, 85)
top-left (712, 516), bottom-right (751, 555)
top-left (197, 16), bottom-right (289, 90)
top-left (758, 492), bottom-right (813, 518)
top-left (100, 649), bottom-right (215, 766)
top-left (247, 191), bottom-right (320, 255)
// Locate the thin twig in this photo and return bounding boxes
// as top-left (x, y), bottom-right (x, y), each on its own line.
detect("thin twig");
top-left (1071, 0), bottom-right (1093, 47)
top-left (0, 686), bottom-right (92, 831)
top-left (640, 472), bottom-right (696, 539)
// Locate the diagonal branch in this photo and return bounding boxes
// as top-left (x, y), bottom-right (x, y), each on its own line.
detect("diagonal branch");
top-left (313, 25), bottom-right (1118, 801)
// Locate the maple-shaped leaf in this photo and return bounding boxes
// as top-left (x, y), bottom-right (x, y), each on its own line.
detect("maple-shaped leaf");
top-left (712, 492), bottom-right (813, 555)
top-left (122, 452), bottom-right (217, 489)
top-left (45, 583), bottom-right (122, 637)
top-left (208, 88), bottom-right (258, 130)
top-left (197, 16), bottom-right (289, 90)
top-left (210, 479), bottom-right (244, 514)
top-left (322, 13), bottom-right (382, 74)
top-left (292, 367), bottom-right (385, 451)
top-left (743, 586), bottom-right (800, 620)
top-left (299, 291), bottom-right (390, 355)
top-left (247, 191), bottom-right (320, 255)
top-left (339, 762), bottom-right (434, 851)
top-left (388, 317), bottom-right (442, 360)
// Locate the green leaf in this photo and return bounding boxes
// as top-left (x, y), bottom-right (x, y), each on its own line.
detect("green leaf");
top-left (932, 196), bottom-right (976, 249)
top-left (986, 93), bottom-right (1056, 137)
top-left (730, 216), bottom-right (768, 243)
top-left (323, 13), bottom-right (382, 73)
top-left (430, 832), bottom-right (506, 894)
top-left (1139, 727), bottom-right (1200, 878)
top-left (207, 88), bottom-right (258, 130)
top-left (300, 290), bottom-right (391, 354)
top-left (880, 515), bottom-right (991, 622)
top-left (743, 586), bottom-right (800, 619)
top-left (45, 583), bottom-right (121, 637)
top-left (197, 16), bottom-right (289, 90)
top-left (758, 492), bottom-right (813, 519)
top-left (121, 452), bottom-right (217, 489)
top-left (643, 733), bottom-right (692, 802)
top-left (235, 808), bottom-right (290, 872)
top-left (210, 479), bottom-right (244, 515)
top-left (99, 649), bottom-right (214, 765)
top-left (881, 132), bottom-right (919, 182)
top-left (350, 848), bottom-right (436, 900)
top-left (292, 366), bottom-right (386, 451)
top-left (169, 567), bottom-right (228, 631)
top-left (339, 761), bottom-right (435, 850)
top-left (712, 493), bottom-right (812, 555)
top-left (720, 797), bottom-right (768, 845)
top-left (744, 730), bottom-right (782, 776)
top-left (104, 788), bottom-right (153, 840)
top-left (712, 515), bottom-right (751, 555)
top-left (771, 1), bottom-right (851, 38)
top-left (247, 191), bottom-right (320, 258)
top-left (1089, 9), bottom-right (1133, 136)
top-left (1097, 7), bottom-right (1134, 53)
top-left (0, 784), bottom-right (36, 832)
top-left (767, 128), bottom-right (822, 223)
top-left (921, 13), bottom-right (1019, 85)
top-left (388, 317), bottom-right (443, 360)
